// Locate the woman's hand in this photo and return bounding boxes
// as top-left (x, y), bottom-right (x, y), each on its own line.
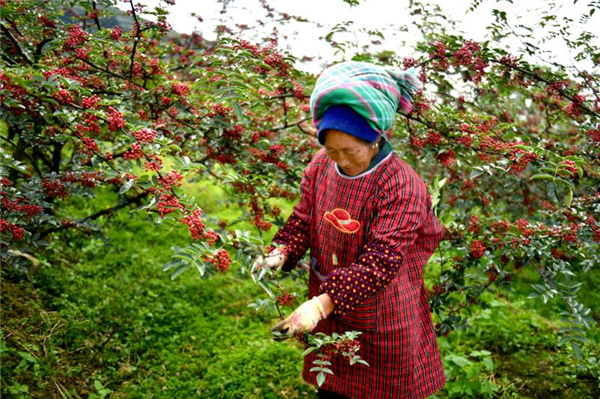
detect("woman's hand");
top-left (253, 247), bottom-right (287, 271)
top-left (271, 294), bottom-right (335, 339)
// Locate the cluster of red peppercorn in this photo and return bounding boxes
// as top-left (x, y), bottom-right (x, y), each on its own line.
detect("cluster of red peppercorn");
top-left (206, 249), bottom-right (231, 273)
top-left (181, 208), bottom-right (205, 240)
top-left (156, 194), bottom-right (185, 218)
top-left (234, 39), bottom-right (290, 77)
top-left (508, 148), bottom-right (538, 175)
top-left (249, 197), bottom-right (272, 232)
top-left (428, 284), bottom-right (445, 299)
top-left (42, 179), bottom-right (69, 199)
top-left (54, 89), bottom-right (74, 105)
top-left (469, 239), bottom-right (487, 259)
top-left (0, 219), bottom-right (24, 241)
top-left (106, 106), bottom-right (126, 131)
top-left (63, 24), bottom-right (88, 51)
top-left (276, 291), bottom-right (296, 308)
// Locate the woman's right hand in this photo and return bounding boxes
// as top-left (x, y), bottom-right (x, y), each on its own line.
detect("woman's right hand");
top-left (253, 247), bottom-right (286, 271)
top-left (271, 297), bottom-right (326, 339)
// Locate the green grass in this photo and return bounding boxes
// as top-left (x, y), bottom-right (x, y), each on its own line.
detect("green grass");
top-left (1, 202), bottom-right (314, 398)
top-left (1, 182), bottom-right (599, 398)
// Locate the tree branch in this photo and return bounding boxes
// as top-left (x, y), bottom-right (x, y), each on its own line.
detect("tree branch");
top-left (489, 59), bottom-right (600, 119)
top-left (128, 0), bottom-right (142, 82)
top-left (91, 0), bottom-right (102, 31)
top-left (0, 22), bottom-right (33, 65)
top-left (36, 191), bottom-right (149, 236)
top-left (35, 38), bottom-right (53, 62)
top-left (272, 116), bottom-right (311, 131)
top-left (0, 130), bottom-right (44, 178)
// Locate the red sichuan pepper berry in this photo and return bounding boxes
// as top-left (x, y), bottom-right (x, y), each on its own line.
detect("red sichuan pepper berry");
top-left (134, 128), bottom-right (156, 143)
top-left (106, 106), bottom-right (126, 131)
top-left (276, 291), bottom-right (296, 307)
top-left (81, 94), bottom-right (101, 109)
top-left (0, 219), bottom-right (25, 241)
top-left (209, 249), bottom-right (230, 273)
top-left (156, 194), bottom-right (184, 217)
top-left (470, 240), bottom-right (487, 259)
top-left (110, 26), bottom-right (123, 40)
top-left (204, 229), bottom-right (218, 246)
top-left (54, 89), bottom-right (74, 105)
top-left (42, 179), bottom-right (68, 199)
top-left (181, 208), bottom-right (205, 240)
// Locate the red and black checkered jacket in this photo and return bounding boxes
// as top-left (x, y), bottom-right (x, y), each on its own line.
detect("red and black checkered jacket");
top-left (273, 148), bottom-right (445, 399)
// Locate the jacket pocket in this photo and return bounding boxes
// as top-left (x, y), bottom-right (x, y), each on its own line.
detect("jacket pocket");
top-left (333, 293), bottom-right (378, 331)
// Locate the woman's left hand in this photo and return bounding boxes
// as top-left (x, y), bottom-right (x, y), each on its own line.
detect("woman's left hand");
top-left (271, 296), bottom-right (330, 339)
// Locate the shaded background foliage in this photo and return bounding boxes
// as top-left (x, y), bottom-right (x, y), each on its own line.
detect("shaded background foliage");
top-left (1, 0), bottom-right (599, 397)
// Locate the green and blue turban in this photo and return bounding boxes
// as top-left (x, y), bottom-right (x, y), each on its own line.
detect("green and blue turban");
top-left (310, 61), bottom-right (422, 144)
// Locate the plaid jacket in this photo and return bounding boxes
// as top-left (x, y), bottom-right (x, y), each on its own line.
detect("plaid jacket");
top-left (273, 149), bottom-right (445, 399)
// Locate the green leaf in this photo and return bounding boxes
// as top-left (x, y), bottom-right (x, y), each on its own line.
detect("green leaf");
top-left (119, 179), bottom-right (135, 194)
top-left (232, 102), bottom-right (244, 121)
top-left (571, 342), bottom-right (582, 360)
top-left (530, 173), bottom-right (554, 181)
top-left (449, 355), bottom-right (470, 367)
top-left (482, 357), bottom-right (494, 371)
top-left (195, 261), bottom-right (206, 277)
top-left (555, 177), bottom-right (575, 189)
top-left (170, 264), bottom-right (190, 280)
top-left (258, 281), bottom-right (275, 298)
top-left (162, 261), bottom-right (181, 272)
top-left (316, 371), bottom-right (326, 387)
top-left (169, 144), bottom-right (182, 153)
top-left (173, 254), bottom-right (194, 262)
top-left (565, 189), bottom-right (573, 207)
top-left (302, 347), bottom-right (317, 357)
top-left (470, 169), bottom-right (484, 179)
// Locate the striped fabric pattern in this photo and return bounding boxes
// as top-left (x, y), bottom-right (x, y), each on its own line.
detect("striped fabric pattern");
top-left (310, 61), bottom-right (422, 137)
top-left (273, 149), bottom-right (445, 399)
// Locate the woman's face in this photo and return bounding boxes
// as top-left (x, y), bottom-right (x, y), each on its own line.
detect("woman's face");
top-left (323, 129), bottom-right (379, 176)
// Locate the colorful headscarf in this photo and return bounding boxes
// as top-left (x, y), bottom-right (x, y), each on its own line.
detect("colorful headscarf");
top-left (310, 61), bottom-right (422, 139)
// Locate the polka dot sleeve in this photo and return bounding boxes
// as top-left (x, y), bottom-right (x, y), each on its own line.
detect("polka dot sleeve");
top-left (320, 244), bottom-right (403, 315)
top-left (272, 212), bottom-right (310, 271)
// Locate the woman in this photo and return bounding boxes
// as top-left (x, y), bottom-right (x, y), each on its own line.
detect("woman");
top-left (261, 61), bottom-right (445, 399)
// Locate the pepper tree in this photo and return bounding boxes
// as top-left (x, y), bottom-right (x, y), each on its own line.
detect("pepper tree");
top-left (1, 0), bottom-right (598, 358)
